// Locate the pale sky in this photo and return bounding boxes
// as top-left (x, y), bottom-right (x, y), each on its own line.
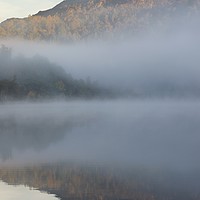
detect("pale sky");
top-left (0, 0), bottom-right (62, 22)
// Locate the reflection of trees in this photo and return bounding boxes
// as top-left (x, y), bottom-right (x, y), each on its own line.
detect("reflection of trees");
top-left (0, 163), bottom-right (200, 200)
top-left (0, 113), bottom-right (88, 161)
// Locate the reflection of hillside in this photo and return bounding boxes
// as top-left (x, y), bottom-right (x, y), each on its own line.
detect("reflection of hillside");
top-left (0, 117), bottom-right (67, 160)
top-left (0, 164), bottom-right (200, 200)
top-left (0, 107), bottom-right (94, 161)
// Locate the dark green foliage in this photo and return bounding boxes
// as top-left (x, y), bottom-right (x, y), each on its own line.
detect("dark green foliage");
top-left (0, 78), bottom-right (18, 100)
top-left (0, 45), bottom-right (103, 100)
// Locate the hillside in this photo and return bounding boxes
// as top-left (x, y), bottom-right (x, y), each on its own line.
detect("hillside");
top-left (0, 45), bottom-right (104, 100)
top-left (0, 0), bottom-right (199, 42)
top-left (35, 0), bottom-right (133, 17)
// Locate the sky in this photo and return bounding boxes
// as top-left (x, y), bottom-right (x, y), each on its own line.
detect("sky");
top-left (0, 0), bottom-right (61, 22)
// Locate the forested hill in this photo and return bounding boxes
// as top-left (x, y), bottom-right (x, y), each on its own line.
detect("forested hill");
top-left (0, 45), bottom-right (104, 100)
top-left (35, 0), bottom-right (133, 17)
top-left (0, 0), bottom-right (199, 42)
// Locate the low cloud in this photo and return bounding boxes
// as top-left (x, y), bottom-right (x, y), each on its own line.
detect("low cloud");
top-left (2, 15), bottom-right (200, 97)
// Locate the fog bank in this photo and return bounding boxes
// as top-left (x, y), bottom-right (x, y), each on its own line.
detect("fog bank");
top-left (1, 16), bottom-right (200, 97)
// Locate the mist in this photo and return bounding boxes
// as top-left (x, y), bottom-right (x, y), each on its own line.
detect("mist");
top-left (0, 12), bottom-right (200, 168)
top-left (0, 9), bottom-right (200, 200)
top-left (1, 15), bottom-right (200, 97)
top-left (0, 99), bottom-right (199, 172)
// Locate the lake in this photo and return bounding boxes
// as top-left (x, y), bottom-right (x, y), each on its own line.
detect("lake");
top-left (0, 181), bottom-right (59, 200)
top-left (0, 99), bottom-right (200, 199)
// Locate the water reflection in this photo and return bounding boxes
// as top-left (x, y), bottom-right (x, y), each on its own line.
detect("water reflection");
top-left (0, 163), bottom-right (199, 200)
top-left (0, 100), bottom-right (200, 170)
top-left (0, 101), bottom-right (98, 161)
top-left (0, 181), bottom-right (59, 200)
top-left (0, 100), bottom-right (200, 200)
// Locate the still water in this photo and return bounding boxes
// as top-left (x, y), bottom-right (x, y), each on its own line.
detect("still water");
top-left (0, 99), bottom-right (200, 169)
top-left (0, 181), bottom-right (59, 200)
top-left (0, 99), bottom-right (200, 199)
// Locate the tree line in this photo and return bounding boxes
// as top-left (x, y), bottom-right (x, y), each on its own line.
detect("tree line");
top-left (0, 45), bottom-right (105, 100)
top-left (0, 0), bottom-right (199, 42)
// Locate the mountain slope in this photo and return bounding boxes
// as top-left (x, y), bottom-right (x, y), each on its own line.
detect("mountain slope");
top-left (35, 0), bottom-right (133, 17)
top-left (0, 45), bottom-right (104, 100)
top-left (0, 0), bottom-right (199, 42)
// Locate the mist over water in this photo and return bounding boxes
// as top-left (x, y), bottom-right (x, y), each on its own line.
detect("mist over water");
top-left (0, 11), bottom-right (200, 200)
top-left (0, 14), bottom-right (200, 171)
top-left (0, 99), bottom-right (199, 172)
top-left (1, 3), bottom-right (200, 199)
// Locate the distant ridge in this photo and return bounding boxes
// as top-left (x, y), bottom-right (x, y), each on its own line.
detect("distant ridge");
top-left (35, 0), bottom-right (133, 17)
top-left (0, 0), bottom-right (199, 42)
